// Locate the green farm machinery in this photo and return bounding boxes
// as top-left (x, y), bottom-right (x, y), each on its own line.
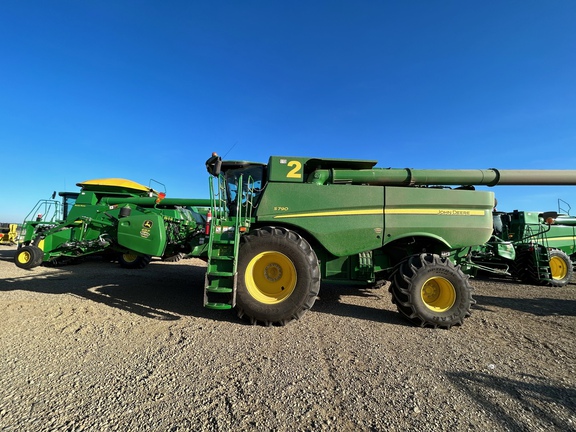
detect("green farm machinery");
top-left (200, 154), bottom-right (576, 328)
top-left (15, 154), bottom-right (576, 328)
top-left (16, 178), bottom-right (210, 269)
top-left (467, 206), bottom-right (576, 287)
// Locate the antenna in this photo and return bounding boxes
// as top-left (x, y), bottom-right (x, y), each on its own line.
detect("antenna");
top-left (222, 141), bottom-right (238, 159)
top-left (149, 179), bottom-right (167, 194)
top-left (558, 198), bottom-right (571, 216)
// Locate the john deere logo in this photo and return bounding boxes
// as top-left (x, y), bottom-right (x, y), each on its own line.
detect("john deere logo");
top-left (143, 220), bottom-right (153, 228)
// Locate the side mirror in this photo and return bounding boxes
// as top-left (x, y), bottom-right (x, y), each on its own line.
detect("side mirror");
top-left (206, 154), bottom-right (222, 176)
top-left (541, 211), bottom-right (558, 224)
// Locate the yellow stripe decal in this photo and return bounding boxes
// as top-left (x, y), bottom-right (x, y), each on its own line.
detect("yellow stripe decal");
top-left (387, 209), bottom-right (486, 216)
top-left (274, 209), bottom-right (381, 218)
top-left (274, 208), bottom-right (486, 219)
top-left (546, 237), bottom-right (576, 242)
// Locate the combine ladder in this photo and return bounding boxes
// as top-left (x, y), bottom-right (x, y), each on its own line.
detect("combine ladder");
top-left (520, 224), bottom-right (553, 282)
top-left (203, 174), bottom-right (252, 310)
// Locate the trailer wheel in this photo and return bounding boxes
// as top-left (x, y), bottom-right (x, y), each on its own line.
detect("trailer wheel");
top-left (389, 254), bottom-right (475, 329)
top-left (236, 226), bottom-right (320, 326)
top-left (118, 253), bottom-right (152, 269)
top-left (14, 245), bottom-right (44, 269)
top-left (546, 249), bottom-right (573, 287)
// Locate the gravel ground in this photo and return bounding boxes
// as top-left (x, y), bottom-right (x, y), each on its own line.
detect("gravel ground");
top-left (0, 244), bottom-right (575, 432)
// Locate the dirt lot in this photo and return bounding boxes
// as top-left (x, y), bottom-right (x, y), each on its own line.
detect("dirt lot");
top-left (0, 245), bottom-right (575, 432)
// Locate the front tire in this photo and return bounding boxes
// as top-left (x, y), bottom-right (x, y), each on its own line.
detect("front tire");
top-left (389, 253), bottom-right (475, 329)
top-left (14, 245), bottom-right (44, 269)
top-left (236, 226), bottom-right (320, 326)
top-left (546, 249), bottom-right (573, 287)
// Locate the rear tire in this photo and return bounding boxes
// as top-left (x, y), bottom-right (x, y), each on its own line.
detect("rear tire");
top-left (14, 245), bottom-right (44, 269)
top-left (389, 253), bottom-right (475, 329)
top-left (236, 226), bottom-right (320, 326)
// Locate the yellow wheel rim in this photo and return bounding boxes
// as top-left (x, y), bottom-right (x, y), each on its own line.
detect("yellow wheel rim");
top-left (122, 253), bottom-right (138, 263)
top-left (421, 277), bottom-right (456, 312)
top-left (550, 256), bottom-right (568, 280)
top-left (245, 251), bottom-right (297, 304)
top-left (17, 250), bottom-right (32, 265)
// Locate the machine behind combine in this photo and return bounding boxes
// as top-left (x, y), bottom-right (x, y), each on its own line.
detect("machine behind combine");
top-left (15, 178), bottom-right (210, 269)
top-left (468, 205), bottom-right (576, 287)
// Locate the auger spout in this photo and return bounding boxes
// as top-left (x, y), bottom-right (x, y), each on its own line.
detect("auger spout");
top-left (327, 168), bottom-right (576, 186)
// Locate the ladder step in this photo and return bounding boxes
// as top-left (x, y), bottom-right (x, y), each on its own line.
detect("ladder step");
top-left (208, 271), bottom-right (235, 277)
top-left (205, 302), bottom-right (233, 310)
top-left (206, 286), bottom-right (233, 294)
top-left (211, 255), bottom-right (234, 261)
top-left (213, 239), bottom-right (236, 245)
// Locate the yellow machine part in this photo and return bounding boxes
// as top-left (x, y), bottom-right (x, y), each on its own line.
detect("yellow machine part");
top-left (0, 224), bottom-right (18, 244)
top-left (76, 178), bottom-right (156, 194)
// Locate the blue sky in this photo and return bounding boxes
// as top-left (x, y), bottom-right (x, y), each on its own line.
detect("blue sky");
top-left (2, 1), bottom-right (576, 222)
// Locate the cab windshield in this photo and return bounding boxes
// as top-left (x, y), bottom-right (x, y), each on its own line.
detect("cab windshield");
top-left (224, 165), bottom-right (265, 213)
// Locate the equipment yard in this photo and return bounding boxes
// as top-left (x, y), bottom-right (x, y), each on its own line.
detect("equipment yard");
top-left (0, 245), bottom-right (574, 432)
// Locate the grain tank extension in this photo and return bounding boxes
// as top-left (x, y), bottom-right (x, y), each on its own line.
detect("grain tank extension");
top-left (202, 154), bottom-right (576, 328)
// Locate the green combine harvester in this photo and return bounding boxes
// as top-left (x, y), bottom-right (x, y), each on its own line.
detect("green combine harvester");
top-left (16, 153), bottom-right (576, 329)
top-left (200, 153), bottom-right (576, 328)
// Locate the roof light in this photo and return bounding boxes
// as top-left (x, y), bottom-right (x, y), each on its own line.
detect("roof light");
top-left (155, 192), bottom-right (166, 204)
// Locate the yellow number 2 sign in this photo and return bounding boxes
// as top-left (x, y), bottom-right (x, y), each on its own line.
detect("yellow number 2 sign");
top-left (286, 160), bottom-right (302, 179)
